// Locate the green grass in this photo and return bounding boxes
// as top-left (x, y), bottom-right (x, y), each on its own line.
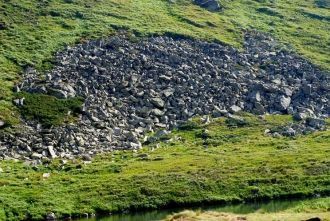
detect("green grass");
top-left (0, 114), bottom-right (329, 220)
top-left (0, 0), bottom-right (330, 124)
top-left (15, 92), bottom-right (84, 127)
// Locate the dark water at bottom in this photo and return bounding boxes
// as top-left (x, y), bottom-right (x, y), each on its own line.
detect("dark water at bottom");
top-left (77, 198), bottom-right (318, 221)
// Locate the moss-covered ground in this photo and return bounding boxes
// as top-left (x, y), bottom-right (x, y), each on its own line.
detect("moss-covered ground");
top-left (15, 92), bottom-right (84, 127)
top-left (0, 114), bottom-right (329, 220)
top-left (0, 0), bottom-right (330, 124)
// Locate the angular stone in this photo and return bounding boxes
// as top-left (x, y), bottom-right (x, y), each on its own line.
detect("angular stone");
top-left (151, 109), bottom-right (164, 117)
top-left (279, 96), bottom-right (291, 110)
top-left (48, 146), bottom-right (57, 159)
top-left (302, 84), bottom-right (312, 95)
top-left (229, 105), bottom-right (242, 113)
top-left (253, 102), bottom-right (266, 115)
top-left (31, 152), bottom-right (43, 159)
top-left (151, 97), bottom-right (165, 108)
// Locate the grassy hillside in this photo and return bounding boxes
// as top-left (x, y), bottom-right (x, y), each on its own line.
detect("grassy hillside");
top-left (0, 114), bottom-right (329, 220)
top-left (0, 0), bottom-right (329, 124)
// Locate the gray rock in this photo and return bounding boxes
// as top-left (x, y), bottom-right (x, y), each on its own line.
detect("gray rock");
top-left (48, 146), bottom-right (57, 159)
top-left (31, 152), bottom-right (43, 159)
top-left (151, 97), bottom-right (165, 108)
top-left (253, 102), bottom-right (266, 115)
top-left (82, 154), bottom-right (92, 161)
top-left (50, 89), bottom-right (67, 99)
top-left (294, 108), bottom-right (315, 120)
top-left (129, 142), bottom-right (142, 149)
top-left (229, 105), bottom-right (242, 113)
top-left (151, 109), bottom-right (164, 117)
top-left (278, 96), bottom-right (291, 110)
top-left (250, 91), bottom-right (261, 102)
top-left (46, 212), bottom-right (56, 221)
top-left (13, 98), bottom-right (24, 106)
top-left (302, 84), bottom-right (312, 95)
top-left (0, 120), bottom-right (5, 128)
top-left (306, 118), bottom-right (325, 129)
top-left (194, 0), bottom-right (221, 11)
top-left (283, 127), bottom-right (296, 137)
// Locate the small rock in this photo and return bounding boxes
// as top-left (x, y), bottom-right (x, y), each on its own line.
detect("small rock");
top-left (43, 173), bottom-right (51, 178)
top-left (306, 118), bottom-right (325, 129)
top-left (229, 105), bottom-right (242, 113)
top-left (82, 154), bottom-right (92, 161)
top-left (302, 84), bottom-right (312, 95)
top-left (48, 146), bottom-right (57, 159)
top-left (151, 97), bottom-right (165, 108)
top-left (46, 212), bottom-right (56, 220)
top-left (284, 127), bottom-right (296, 136)
top-left (130, 142), bottom-right (142, 149)
top-left (0, 120), bottom-right (5, 128)
top-left (151, 109), bottom-right (164, 117)
top-left (113, 127), bottom-right (122, 136)
top-left (31, 152), bottom-right (43, 159)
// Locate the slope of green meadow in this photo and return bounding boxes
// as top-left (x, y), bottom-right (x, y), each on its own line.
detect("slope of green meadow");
top-left (0, 114), bottom-right (329, 220)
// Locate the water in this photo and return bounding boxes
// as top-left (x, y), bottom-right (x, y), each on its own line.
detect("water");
top-left (76, 198), bottom-right (314, 221)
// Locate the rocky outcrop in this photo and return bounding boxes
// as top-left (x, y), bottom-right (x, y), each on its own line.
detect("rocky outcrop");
top-left (0, 31), bottom-right (329, 162)
top-left (193, 0), bottom-right (221, 11)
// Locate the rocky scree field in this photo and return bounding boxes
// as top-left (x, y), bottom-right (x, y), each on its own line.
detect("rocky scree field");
top-left (0, 31), bottom-right (328, 161)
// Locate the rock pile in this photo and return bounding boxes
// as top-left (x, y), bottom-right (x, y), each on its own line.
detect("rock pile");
top-left (265, 117), bottom-right (327, 137)
top-left (0, 31), bottom-right (329, 161)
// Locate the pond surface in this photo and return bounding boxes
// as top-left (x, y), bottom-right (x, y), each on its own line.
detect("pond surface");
top-left (77, 198), bottom-right (313, 221)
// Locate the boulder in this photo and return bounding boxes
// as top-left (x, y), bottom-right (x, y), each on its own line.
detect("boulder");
top-left (278, 96), bottom-right (291, 110)
top-left (194, 0), bottom-right (221, 11)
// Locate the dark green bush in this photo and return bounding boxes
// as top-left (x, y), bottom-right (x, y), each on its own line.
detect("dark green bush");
top-left (15, 92), bottom-right (84, 127)
top-left (225, 117), bottom-right (250, 128)
top-left (177, 121), bottom-right (200, 131)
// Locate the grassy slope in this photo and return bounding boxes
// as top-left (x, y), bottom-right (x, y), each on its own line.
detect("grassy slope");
top-left (0, 0), bottom-right (329, 124)
top-left (0, 114), bottom-right (329, 220)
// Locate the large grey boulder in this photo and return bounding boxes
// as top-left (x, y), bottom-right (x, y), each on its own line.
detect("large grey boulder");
top-left (194, 0), bottom-right (221, 11)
